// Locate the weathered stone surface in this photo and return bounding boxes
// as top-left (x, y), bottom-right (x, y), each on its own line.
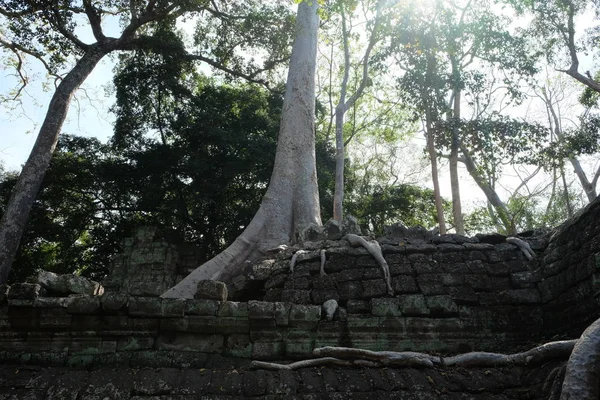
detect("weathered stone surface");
top-left (36, 270), bottom-right (103, 296)
top-left (100, 292), bottom-right (128, 311)
top-left (128, 296), bottom-right (162, 317)
top-left (193, 280), bottom-right (227, 301)
top-left (342, 215), bottom-right (362, 236)
top-left (397, 295), bottom-right (429, 316)
top-left (184, 299), bottom-right (219, 316)
top-left (299, 223), bottom-right (327, 242)
top-left (322, 299), bottom-right (338, 321)
top-left (289, 304), bottom-right (321, 329)
top-left (371, 298), bottom-right (402, 317)
top-left (324, 219), bottom-right (343, 240)
top-left (8, 283), bottom-right (46, 301)
top-left (66, 296), bottom-right (101, 314)
top-left (425, 295), bottom-right (458, 315)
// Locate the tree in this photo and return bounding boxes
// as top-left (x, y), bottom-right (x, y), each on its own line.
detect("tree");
top-left (162, 1), bottom-right (321, 298)
top-left (533, 76), bottom-right (600, 202)
top-left (383, 0), bottom-right (538, 234)
top-left (503, 0), bottom-right (600, 94)
top-left (0, 0), bottom-right (294, 284)
top-left (329, 0), bottom-right (384, 222)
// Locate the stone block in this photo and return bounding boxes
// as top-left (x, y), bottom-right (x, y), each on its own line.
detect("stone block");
top-left (289, 304), bottom-right (321, 329)
top-left (416, 275), bottom-right (447, 295)
top-left (347, 315), bottom-right (380, 331)
top-left (38, 308), bottom-right (72, 329)
top-left (397, 295), bottom-right (429, 316)
top-left (159, 317), bottom-right (188, 332)
top-left (251, 259), bottom-right (276, 280)
top-left (371, 298), bottom-right (402, 317)
top-left (284, 276), bottom-right (311, 290)
top-left (252, 341), bottom-right (284, 360)
top-left (425, 295), bottom-right (458, 315)
top-left (503, 289), bottom-right (541, 304)
top-left (66, 295), bottom-right (101, 314)
top-left (195, 280), bottom-right (227, 301)
top-left (156, 333), bottom-right (224, 353)
top-left (36, 270), bottom-right (103, 296)
top-left (286, 331), bottom-right (315, 356)
top-left (464, 274), bottom-right (491, 291)
top-left (274, 302), bottom-right (290, 326)
top-left (116, 337), bottom-right (155, 351)
top-left (264, 274), bottom-right (287, 289)
top-left (218, 301), bottom-right (248, 317)
top-left (312, 275), bottom-right (337, 289)
top-left (185, 299), bottom-right (219, 316)
top-left (347, 299), bottom-right (371, 314)
top-left (447, 286), bottom-right (479, 305)
top-left (248, 300), bottom-right (275, 318)
top-left (511, 270), bottom-right (542, 288)
top-left (161, 298), bottom-right (186, 317)
top-left (360, 279), bottom-right (388, 298)
top-left (128, 296), bottom-right (162, 317)
top-left (311, 289), bottom-right (339, 304)
top-left (187, 316), bottom-right (218, 333)
top-left (101, 292), bottom-right (128, 311)
top-left (281, 289), bottom-right (311, 304)
top-left (33, 297), bottom-right (70, 308)
top-left (8, 283), bottom-right (45, 300)
top-left (390, 275), bottom-right (417, 294)
top-left (215, 317), bottom-right (250, 333)
top-left (225, 334), bottom-right (252, 358)
top-left (263, 288), bottom-right (283, 302)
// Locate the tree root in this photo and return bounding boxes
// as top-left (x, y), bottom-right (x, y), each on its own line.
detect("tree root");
top-left (345, 234), bottom-right (394, 295)
top-left (506, 237), bottom-right (536, 260)
top-left (251, 340), bottom-right (577, 371)
top-left (320, 249), bottom-right (327, 276)
top-left (289, 250), bottom-right (308, 273)
top-left (560, 317), bottom-right (600, 399)
top-left (443, 340), bottom-right (576, 367)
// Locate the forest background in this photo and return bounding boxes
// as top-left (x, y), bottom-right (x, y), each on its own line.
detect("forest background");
top-left (0, 0), bottom-right (599, 284)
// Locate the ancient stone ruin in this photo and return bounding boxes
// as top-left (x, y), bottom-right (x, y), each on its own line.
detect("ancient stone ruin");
top-left (0, 197), bottom-right (599, 399)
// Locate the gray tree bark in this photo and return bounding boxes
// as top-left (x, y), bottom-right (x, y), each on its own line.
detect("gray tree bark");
top-left (162, 1), bottom-right (321, 298)
top-left (332, 1), bottom-right (382, 223)
top-left (460, 145), bottom-right (516, 234)
top-left (0, 47), bottom-right (107, 284)
top-left (560, 317), bottom-right (600, 399)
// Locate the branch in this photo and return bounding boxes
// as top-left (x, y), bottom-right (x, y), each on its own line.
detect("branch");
top-left (47, 8), bottom-right (89, 50)
top-left (557, 1), bottom-right (600, 93)
top-left (0, 36), bottom-right (63, 84)
top-left (341, 0), bottom-right (384, 111)
top-left (83, 0), bottom-right (106, 42)
top-left (591, 165), bottom-right (600, 191)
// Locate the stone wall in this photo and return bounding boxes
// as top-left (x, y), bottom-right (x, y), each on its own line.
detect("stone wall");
top-left (539, 197), bottom-right (600, 336)
top-left (0, 197), bottom-right (599, 398)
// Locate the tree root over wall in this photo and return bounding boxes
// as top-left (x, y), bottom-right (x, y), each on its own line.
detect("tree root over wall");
top-left (252, 317), bottom-right (600, 399)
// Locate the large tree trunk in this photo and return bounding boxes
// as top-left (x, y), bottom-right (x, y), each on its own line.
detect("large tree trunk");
top-left (0, 47), bottom-right (107, 284)
top-left (162, 1), bottom-right (321, 298)
top-left (449, 59), bottom-right (464, 235)
top-left (424, 54), bottom-right (446, 234)
top-left (426, 110), bottom-right (446, 235)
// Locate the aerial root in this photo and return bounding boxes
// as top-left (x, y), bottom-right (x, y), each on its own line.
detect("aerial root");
top-left (319, 249), bottom-right (327, 276)
top-left (251, 340), bottom-right (577, 371)
top-left (345, 234), bottom-right (394, 295)
top-left (506, 237), bottom-right (536, 260)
